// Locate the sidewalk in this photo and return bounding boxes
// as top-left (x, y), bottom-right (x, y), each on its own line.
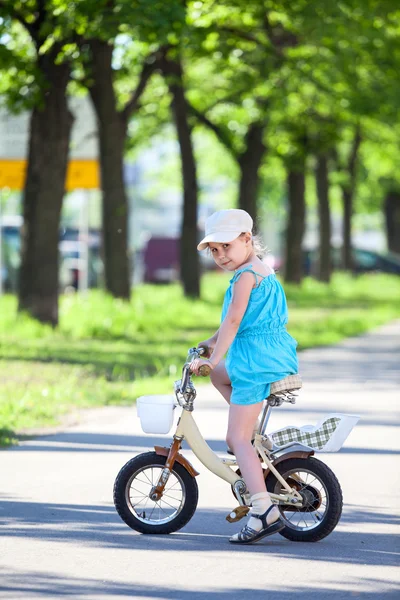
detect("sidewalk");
top-left (0, 321), bottom-right (399, 599)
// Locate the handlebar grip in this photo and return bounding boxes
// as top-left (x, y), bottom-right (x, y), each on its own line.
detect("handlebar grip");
top-left (198, 364), bottom-right (211, 377)
top-left (198, 345), bottom-right (211, 358)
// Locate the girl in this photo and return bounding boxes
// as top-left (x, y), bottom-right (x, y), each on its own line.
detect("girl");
top-left (190, 208), bottom-right (298, 545)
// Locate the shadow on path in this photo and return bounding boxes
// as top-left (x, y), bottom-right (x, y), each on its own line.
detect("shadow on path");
top-left (6, 431), bottom-right (399, 456)
top-left (0, 571), bottom-right (399, 600)
top-left (0, 498), bottom-right (399, 568)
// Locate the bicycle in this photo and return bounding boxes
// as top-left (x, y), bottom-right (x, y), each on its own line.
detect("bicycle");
top-left (114, 347), bottom-right (359, 542)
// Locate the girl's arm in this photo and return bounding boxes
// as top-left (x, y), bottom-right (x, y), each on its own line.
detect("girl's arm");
top-left (209, 328), bottom-right (220, 343)
top-left (209, 272), bottom-right (254, 366)
top-left (197, 328), bottom-right (220, 354)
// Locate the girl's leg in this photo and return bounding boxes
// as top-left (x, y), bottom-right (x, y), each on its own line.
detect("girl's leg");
top-left (227, 402), bottom-right (280, 534)
top-left (211, 363), bottom-right (260, 453)
top-left (226, 402), bottom-right (265, 494)
top-left (210, 360), bottom-right (232, 404)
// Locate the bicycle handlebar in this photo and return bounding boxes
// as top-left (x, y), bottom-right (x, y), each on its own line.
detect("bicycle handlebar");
top-left (198, 363), bottom-right (211, 377)
top-left (197, 346), bottom-right (211, 377)
top-left (180, 346), bottom-right (211, 394)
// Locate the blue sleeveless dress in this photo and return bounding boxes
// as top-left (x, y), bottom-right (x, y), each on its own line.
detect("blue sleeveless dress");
top-left (221, 265), bottom-right (298, 405)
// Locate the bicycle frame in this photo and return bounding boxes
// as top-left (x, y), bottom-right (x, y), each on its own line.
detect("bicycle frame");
top-left (153, 404), bottom-right (304, 508)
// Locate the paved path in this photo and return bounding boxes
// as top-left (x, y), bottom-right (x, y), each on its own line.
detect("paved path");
top-left (1, 322), bottom-right (399, 599)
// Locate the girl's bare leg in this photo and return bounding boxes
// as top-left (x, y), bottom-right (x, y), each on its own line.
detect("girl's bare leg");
top-left (227, 403), bottom-right (280, 533)
top-left (226, 403), bottom-right (266, 495)
top-left (211, 363), bottom-right (260, 447)
top-left (210, 360), bottom-right (232, 404)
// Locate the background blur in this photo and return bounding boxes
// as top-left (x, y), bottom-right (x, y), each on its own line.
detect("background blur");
top-left (0, 1), bottom-right (400, 444)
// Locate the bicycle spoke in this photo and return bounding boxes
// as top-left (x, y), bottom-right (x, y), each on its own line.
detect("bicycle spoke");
top-left (155, 502), bottom-right (172, 517)
top-left (148, 503), bottom-right (157, 520)
top-left (127, 465), bottom-right (185, 524)
top-left (283, 510), bottom-right (297, 523)
top-left (277, 467), bottom-right (330, 531)
top-left (130, 485), bottom-right (149, 495)
top-left (142, 470), bottom-right (154, 486)
top-left (164, 485), bottom-right (181, 496)
top-left (134, 477), bottom-right (152, 487)
top-left (159, 497), bottom-right (180, 511)
top-left (162, 492), bottom-right (183, 502)
top-left (132, 498), bottom-right (148, 509)
top-left (138, 495), bottom-right (151, 514)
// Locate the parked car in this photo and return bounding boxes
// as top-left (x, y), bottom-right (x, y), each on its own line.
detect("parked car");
top-left (350, 248), bottom-right (400, 275)
top-left (59, 240), bottom-right (103, 291)
top-left (303, 247), bottom-right (400, 276)
top-left (143, 236), bottom-right (179, 283)
top-left (1, 218), bottom-right (103, 292)
top-left (142, 235), bottom-right (224, 283)
top-left (1, 216), bottom-right (22, 291)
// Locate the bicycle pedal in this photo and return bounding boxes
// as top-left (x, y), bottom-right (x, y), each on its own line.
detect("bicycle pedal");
top-left (226, 506), bottom-right (250, 523)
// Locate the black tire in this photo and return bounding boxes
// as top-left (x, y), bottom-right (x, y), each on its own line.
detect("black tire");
top-left (265, 457), bottom-right (343, 542)
top-left (113, 452), bottom-right (198, 534)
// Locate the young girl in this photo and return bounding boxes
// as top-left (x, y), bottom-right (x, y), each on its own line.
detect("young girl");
top-left (190, 208), bottom-right (298, 545)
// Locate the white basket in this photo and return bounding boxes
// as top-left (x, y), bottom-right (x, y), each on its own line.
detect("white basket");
top-left (269, 413), bottom-right (360, 452)
top-left (137, 395), bottom-right (175, 434)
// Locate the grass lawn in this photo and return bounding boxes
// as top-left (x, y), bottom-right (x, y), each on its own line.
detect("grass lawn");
top-left (1, 271), bottom-right (399, 446)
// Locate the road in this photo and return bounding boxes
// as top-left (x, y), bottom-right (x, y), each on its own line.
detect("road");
top-left (1, 321), bottom-right (399, 599)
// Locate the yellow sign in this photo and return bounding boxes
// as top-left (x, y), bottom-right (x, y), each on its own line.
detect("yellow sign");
top-left (0, 159), bottom-right (99, 190)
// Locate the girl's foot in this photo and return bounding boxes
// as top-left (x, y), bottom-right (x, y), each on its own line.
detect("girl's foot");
top-left (229, 505), bottom-right (284, 545)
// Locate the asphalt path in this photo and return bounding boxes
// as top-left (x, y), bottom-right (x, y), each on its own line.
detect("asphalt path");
top-left (1, 322), bottom-right (399, 599)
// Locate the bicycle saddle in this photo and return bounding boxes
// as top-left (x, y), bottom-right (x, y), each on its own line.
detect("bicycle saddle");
top-left (270, 374), bottom-right (302, 395)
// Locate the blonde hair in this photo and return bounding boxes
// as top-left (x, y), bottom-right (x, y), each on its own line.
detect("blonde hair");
top-left (206, 232), bottom-right (267, 259)
top-left (240, 232), bottom-right (267, 259)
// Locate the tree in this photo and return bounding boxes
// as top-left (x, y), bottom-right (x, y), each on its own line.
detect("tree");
top-left (0, 1), bottom-right (77, 325)
top-left (78, 2), bottom-right (185, 298)
top-left (160, 51), bottom-right (200, 297)
top-left (333, 126), bottom-right (362, 270)
top-left (85, 39), bottom-right (161, 298)
top-left (184, 2), bottom-right (289, 225)
top-left (315, 154), bottom-right (332, 282)
top-left (282, 131), bottom-right (307, 284)
top-left (384, 189), bottom-right (400, 254)
top-left (357, 120), bottom-right (400, 254)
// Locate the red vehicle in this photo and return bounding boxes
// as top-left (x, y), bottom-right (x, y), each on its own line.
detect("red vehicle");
top-left (143, 237), bottom-right (179, 283)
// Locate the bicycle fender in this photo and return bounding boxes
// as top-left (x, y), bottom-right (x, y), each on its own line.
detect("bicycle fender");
top-left (265, 443), bottom-right (314, 477)
top-left (154, 445), bottom-right (200, 477)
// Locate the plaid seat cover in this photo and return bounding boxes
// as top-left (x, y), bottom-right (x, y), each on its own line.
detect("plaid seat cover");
top-left (270, 374), bottom-right (302, 394)
top-left (271, 417), bottom-right (340, 450)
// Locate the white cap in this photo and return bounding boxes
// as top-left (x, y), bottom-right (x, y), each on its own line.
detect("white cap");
top-left (197, 209), bottom-right (253, 251)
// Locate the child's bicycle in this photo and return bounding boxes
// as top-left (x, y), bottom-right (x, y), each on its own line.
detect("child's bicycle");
top-left (114, 347), bottom-right (359, 542)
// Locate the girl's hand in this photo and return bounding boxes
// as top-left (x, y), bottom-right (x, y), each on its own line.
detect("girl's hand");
top-left (197, 339), bottom-right (215, 358)
top-left (190, 358), bottom-right (215, 376)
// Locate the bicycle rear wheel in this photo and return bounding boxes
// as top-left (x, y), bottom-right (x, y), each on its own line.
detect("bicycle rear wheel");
top-left (265, 456), bottom-right (343, 542)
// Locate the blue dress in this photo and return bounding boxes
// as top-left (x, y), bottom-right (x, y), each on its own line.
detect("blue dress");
top-left (221, 265), bottom-right (298, 405)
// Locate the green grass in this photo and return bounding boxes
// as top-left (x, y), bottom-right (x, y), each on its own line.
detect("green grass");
top-left (1, 271), bottom-right (399, 446)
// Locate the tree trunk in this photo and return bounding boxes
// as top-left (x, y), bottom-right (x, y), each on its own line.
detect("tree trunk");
top-left (315, 154), bottom-right (332, 282)
top-left (384, 190), bottom-right (400, 254)
top-left (341, 126), bottom-right (362, 270)
top-left (89, 40), bottom-right (130, 299)
top-left (163, 56), bottom-right (200, 298)
top-left (18, 50), bottom-right (72, 325)
top-left (284, 167), bottom-right (306, 284)
top-left (237, 123), bottom-right (267, 226)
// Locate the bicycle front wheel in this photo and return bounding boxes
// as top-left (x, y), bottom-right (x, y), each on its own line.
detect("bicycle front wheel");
top-left (113, 452), bottom-right (198, 534)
